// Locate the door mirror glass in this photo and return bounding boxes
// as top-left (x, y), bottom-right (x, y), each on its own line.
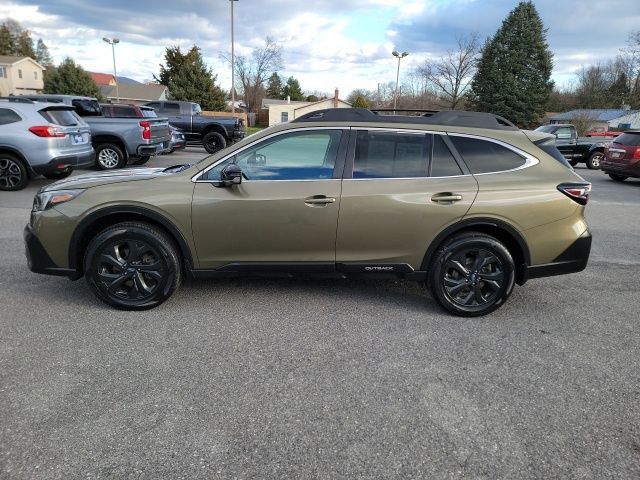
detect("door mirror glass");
top-left (213, 164), bottom-right (243, 187)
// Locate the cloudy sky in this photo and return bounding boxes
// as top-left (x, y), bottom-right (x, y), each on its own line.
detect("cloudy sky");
top-left (1, 0), bottom-right (639, 97)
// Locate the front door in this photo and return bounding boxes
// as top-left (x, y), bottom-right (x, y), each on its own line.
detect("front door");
top-left (191, 128), bottom-right (347, 269)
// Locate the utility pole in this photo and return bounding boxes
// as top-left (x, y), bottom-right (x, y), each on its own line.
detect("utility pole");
top-left (103, 37), bottom-right (120, 102)
top-left (230, 0), bottom-right (238, 114)
top-left (392, 50), bottom-right (408, 113)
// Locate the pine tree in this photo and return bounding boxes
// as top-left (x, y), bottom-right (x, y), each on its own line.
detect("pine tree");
top-left (265, 72), bottom-right (283, 99)
top-left (14, 30), bottom-right (35, 58)
top-left (35, 38), bottom-right (53, 67)
top-left (468, 1), bottom-right (553, 127)
top-left (157, 45), bottom-right (226, 111)
top-left (43, 58), bottom-right (102, 98)
top-left (0, 25), bottom-right (13, 55)
top-left (282, 76), bottom-right (304, 101)
top-left (352, 95), bottom-right (369, 108)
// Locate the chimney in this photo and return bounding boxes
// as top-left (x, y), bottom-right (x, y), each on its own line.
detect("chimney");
top-left (287, 95), bottom-right (290, 104)
top-left (333, 87), bottom-right (339, 108)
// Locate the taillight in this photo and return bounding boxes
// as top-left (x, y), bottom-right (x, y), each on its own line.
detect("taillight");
top-left (557, 182), bottom-right (591, 205)
top-left (633, 148), bottom-right (640, 160)
top-left (140, 120), bottom-right (151, 140)
top-left (29, 125), bottom-right (65, 138)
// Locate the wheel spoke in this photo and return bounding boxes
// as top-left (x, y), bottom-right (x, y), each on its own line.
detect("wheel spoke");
top-left (481, 270), bottom-right (503, 282)
top-left (100, 253), bottom-right (124, 271)
top-left (107, 274), bottom-right (130, 294)
top-left (125, 241), bottom-right (142, 262)
top-left (448, 259), bottom-right (469, 277)
top-left (444, 276), bottom-right (468, 295)
top-left (483, 280), bottom-right (502, 292)
top-left (97, 271), bottom-right (121, 283)
top-left (134, 272), bottom-right (153, 295)
top-left (473, 284), bottom-right (485, 304)
top-left (459, 290), bottom-right (475, 306)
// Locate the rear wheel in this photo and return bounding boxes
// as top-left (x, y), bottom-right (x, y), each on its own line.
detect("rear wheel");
top-left (608, 173), bottom-right (628, 182)
top-left (586, 151), bottom-right (603, 169)
top-left (428, 232), bottom-right (515, 317)
top-left (96, 143), bottom-right (126, 170)
top-left (85, 222), bottom-right (182, 310)
top-left (0, 154), bottom-right (28, 191)
top-left (568, 159), bottom-right (578, 167)
top-left (202, 132), bottom-right (226, 154)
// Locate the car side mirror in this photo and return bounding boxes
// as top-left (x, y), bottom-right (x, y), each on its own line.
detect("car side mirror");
top-left (213, 164), bottom-right (242, 188)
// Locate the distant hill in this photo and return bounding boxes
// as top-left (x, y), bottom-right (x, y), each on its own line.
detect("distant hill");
top-left (116, 76), bottom-right (141, 85)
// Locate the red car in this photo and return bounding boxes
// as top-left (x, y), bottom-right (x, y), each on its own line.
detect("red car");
top-left (601, 130), bottom-right (640, 182)
top-left (585, 126), bottom-right (621, 138)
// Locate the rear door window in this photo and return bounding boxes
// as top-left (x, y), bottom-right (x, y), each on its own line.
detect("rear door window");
top-left (353, 130), bottom-right (430, 178)
top-left (71, 99), bottom-right (102, 116)
top-left (431, 135), bottom-right (463, 176)
top-left (39, 108), bottom-right (78, 126)
top-left (0, 108), bottom-right (22, 125)
top-left (163, 102), bottom-right (181, 114)
top-left (112, 106), bottom-right (137, 117)
top-left (449, 136), bottom-right (526, 174)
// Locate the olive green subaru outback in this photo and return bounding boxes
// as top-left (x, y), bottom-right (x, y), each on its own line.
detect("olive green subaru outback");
top-left (24, 109), bottom-right (592, 316)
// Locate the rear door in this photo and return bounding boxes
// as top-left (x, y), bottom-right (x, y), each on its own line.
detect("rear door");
top-left (336, 128), bottom-right (478, 272)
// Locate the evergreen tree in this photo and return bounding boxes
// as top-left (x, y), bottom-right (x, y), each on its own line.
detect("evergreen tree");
top-left (282, 76), bottom-right (304, 101)
top-left (0, 25), bottom-right (13, 55)
top-left (43, 58), bottom-right (102, 98)
top-left (265, 72), bottom-right (283, 99)
top-left (351, 95), bottom-right (369, 108)
top-left (35, 38), bottom-right (53, 67)
top-left (306, 94), bottom-right (319, 102)
top-left (468, 1), bottom-right (553, 127)
top-left (14, 30), bottom-right (35, 58)
top-left (157, 45), bottom-right (226, 111)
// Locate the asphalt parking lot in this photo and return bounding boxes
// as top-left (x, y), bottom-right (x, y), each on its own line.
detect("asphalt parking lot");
top-left (1, 148), bottom-right (639, 479)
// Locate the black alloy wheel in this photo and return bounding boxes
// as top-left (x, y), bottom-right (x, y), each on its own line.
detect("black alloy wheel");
top-left (85, 222), bottom-right (181, 310)
top-left (202, 131), bottom-right (227, 154)
top-left (429, 233), bottom-right (515, 316)
top-left (0, 154), bottom-right (28, 191)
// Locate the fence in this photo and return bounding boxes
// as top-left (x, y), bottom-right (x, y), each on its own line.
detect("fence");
top-left (201, 111), bottom-right (248, 126)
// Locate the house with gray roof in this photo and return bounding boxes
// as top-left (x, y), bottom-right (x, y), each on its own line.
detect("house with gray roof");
top-left (549, 108), bottom-right (640, 129)
top-left (100, 83), bottom-right (168, 105)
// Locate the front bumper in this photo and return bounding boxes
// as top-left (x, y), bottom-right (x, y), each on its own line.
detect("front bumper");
top-left (31, 151), bottom-right (96, 175)
top-left (523, 229), bottom-right (592, 281)
top-left (24, 224), bottom-right (78, 278)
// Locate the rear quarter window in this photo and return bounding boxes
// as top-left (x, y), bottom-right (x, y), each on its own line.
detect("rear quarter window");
top-left (449, 136), bottom-right (526, 174)
top-left (0, 108), bottom-right (22, 125)
top-left (612, 133), bottom-right (640, 146)
top-left (39, 108), bottom-right (78, 126)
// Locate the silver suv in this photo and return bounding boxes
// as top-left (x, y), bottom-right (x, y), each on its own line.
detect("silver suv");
top-left (0, 97), bottom-right (94, 191)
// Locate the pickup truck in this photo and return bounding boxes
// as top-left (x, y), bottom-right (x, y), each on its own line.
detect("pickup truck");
top-left (22, 94), bottom-right (171, 169)
top-left (143, 100), bottom-right (245, 153)
top-left (534, 123), bottom-right (608, 169)
top-left (585, 126), bottom-right (621, 138)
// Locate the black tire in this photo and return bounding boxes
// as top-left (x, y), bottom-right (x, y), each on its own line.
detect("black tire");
top-left (0, 153), bottom-right (28, 191)
top-left (428, 232), bottom-right (516, 317)
top-left (96, 143), bottom-right (126, 170)
top-left (608, 173), bottom-right (628, 182)
top-left (43, 170), bottom-right (72, 180)
top-left (568, 159), bottom-right (579, 167)
top-left (202, 131), bottom-right (227, 154)
top-left (84, 222), bottom-right (182, 310)
top-left (586, 151), bottom-right (603, 169)
top-left (132, 156), bottom-right (150, 165)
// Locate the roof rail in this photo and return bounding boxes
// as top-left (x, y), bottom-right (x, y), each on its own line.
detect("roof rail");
top-left (0, 96), bottom-right (35, 104)
top-left (292, 107), bottom-right (518, 130)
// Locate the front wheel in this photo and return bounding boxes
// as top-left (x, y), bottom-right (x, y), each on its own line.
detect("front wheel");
top-left (428, 232), bottom-right (515, 317)
top-left (568, 159), bottom-right (579, 167)
top-left (96, 143), bottom-right (126, 170)
top-left (85, 222), bottom-right (182, 310)
top-left (586, 151), bottom-right (603, 169)
top-left (202, 132), bottom-right (227, 154)
top-left (608, 173), bottom-right (628, 182)
top-left (0, 154), bottom-right (28, 191)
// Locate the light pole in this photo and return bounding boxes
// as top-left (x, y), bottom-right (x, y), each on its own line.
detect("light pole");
top-left (392, 50), bottom-right (408, 113)
top-left (230, 0), bottom-right (238, 114)
top-left (103, 37), bottom-right (120, 102)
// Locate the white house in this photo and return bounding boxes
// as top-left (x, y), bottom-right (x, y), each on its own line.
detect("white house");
top-left (267, 89), bottom-right (351, 126)
top-left (0, 56), bottom-right (45, 96)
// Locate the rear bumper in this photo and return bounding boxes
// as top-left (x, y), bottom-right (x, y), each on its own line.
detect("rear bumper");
top-left (601, 159), bottom-right (640, 178)
top-left (137, 140), bottom-right (171, 157)
top-left (24, 224), bottom-right (78, 278)
top-left (524, 229), bottom-right (592, 281)
top-left (31, 150), bottom-right (96, 175)
top-left (232, 129), bottom-right (246, 141)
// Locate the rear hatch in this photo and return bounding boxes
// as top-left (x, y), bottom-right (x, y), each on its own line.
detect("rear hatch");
top-left (36, 106), bottom-right (92, 154)
top-left (605, 132), bottom-right (640, 165)
top-left (141, 118), bottom-right (170, 144)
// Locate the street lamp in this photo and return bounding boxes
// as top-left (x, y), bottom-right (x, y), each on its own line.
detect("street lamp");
top-left (229, 0), bottom-right (238, 114)
top-left (103, 37), bottom-right (120, 102)
top-left (392, 50), bottom-right (408, 113)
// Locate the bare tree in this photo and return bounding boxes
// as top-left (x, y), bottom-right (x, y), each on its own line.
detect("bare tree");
top-left (233, 37), bottom-right (283, 113)
top-left (415, 33), bottom-right (480, 109)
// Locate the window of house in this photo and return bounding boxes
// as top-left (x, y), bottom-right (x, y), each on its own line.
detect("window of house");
top-left (280, 112), bottom-right (289, 123)
top-left (0, 66), bottom-right (6, 78)
top-left (431, 135), bottom-right (463, 177)
top-left (34, 71), bottom-right (38, 80)
top-left (353, 130), bottom-right (430, 178)
top-left (18, 69), bottom-right (22, 79)
top-left (449, 136), bottom-right (526, 174)
top-left (0, 108), bottom-right (22, 125)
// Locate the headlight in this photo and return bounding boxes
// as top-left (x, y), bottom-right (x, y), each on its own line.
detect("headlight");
top-left (32, 189), bottom-right (84, 212)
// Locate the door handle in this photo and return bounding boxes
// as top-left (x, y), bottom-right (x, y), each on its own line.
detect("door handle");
top-left (431, 193), bottom-right (463, 203)
top-left (304, 195), bottom-right (336, 205)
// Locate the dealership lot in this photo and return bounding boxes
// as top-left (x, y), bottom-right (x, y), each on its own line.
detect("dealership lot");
top-left (1, 149), bottom-right (639, 478)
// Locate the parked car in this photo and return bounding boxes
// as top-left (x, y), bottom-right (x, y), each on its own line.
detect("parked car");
top-left (585, 126), bottom-right (621, 138)
top-left (21, 95), bottom-right (171, 169)
top-left (25, 108), bottom-right (592, 316)
top-left (100, 103), bottom-right (185, 153)
top-left (143, 100), bottom-right (245, 153)
top-left (534, 124), bottom-right (607, 169)
top-left (0, 97), bottom-right (94, 191)
top-left (601, 130), bottom-right (640, 182)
